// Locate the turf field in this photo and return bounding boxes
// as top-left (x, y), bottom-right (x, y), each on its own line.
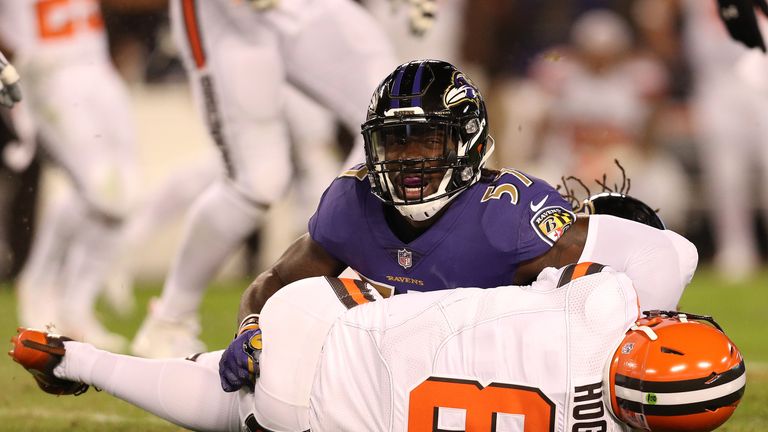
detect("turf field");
top-left (1, 267), bottom-right (766, 431)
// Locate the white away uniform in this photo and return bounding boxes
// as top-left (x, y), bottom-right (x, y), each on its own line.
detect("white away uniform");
top-left (246, 266), bottom-right (640, 431)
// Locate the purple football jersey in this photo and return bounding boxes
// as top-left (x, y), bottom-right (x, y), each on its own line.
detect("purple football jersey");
top-left (309, 166), bottom-right (575, 296)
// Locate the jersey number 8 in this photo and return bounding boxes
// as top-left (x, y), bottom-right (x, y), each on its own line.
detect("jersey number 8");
top-left (408, 377), bottom-right (555, 431)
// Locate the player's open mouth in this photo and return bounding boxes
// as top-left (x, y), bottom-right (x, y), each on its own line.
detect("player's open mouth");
top-left (401, 176), bottom-right (428, 200)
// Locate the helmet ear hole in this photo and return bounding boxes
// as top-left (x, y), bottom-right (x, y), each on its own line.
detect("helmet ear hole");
top-left (704, 372), bottom-right (719, 385)
top-left (660, 346), bottom-right (684, 356)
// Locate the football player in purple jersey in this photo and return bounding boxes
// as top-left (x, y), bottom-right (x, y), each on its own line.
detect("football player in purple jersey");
top-left (223, 59), bottom-right (699, 392)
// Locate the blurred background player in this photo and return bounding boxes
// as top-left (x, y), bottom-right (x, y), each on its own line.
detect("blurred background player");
top-left (130, 0), bottom-right (397, 358)
top-left (528, 9), bottom-right (691, 231)
top-left (683, 0), bottom-right (768, 281)
top-left (0, 0), bottom-right (139, 351)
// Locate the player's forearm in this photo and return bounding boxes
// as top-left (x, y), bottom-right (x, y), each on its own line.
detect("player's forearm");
top-left (238, 268), bottom-right (286, 322)
top-left (237, 233), bottom-right (346, 322)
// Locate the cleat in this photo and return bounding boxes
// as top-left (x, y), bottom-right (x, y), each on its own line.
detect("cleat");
top-left (8, 328), bottom-right (89, 396)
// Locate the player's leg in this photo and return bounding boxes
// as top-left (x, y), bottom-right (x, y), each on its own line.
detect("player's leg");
top-left (282, 86), bottom-right (341, 232)
top-left (106, 156), bottom-right (222, 315)
top-left (133, 0), bottom-right (292, 358)
top-left (58, 63), bottom-right (140, 323)
top-left (693, 80), bottom-right (759, 280)
top-left (61, 346), bottom-right (240, 431)
top-left (16, 190), bottom-right (84, 328)
top-left (36, 62), bottom-right (139, 351)
top-left (755, 94), bottom-right (768, 262)
top-left (11, 329), bottom-right (241, 432)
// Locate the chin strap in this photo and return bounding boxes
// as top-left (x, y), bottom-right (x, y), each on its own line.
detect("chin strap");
top-left (394, 192), bottom-right (459, 221)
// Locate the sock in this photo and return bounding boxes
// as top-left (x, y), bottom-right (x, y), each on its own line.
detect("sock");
top-left (56, 342), bottom-right (240, 431)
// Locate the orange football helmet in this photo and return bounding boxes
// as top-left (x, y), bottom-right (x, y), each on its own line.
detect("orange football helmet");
top-left (607, 311), bottom-right (746, 432)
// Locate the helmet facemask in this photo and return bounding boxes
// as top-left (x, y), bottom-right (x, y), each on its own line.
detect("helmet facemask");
top-left (364, 114), bottom-right (487, 221)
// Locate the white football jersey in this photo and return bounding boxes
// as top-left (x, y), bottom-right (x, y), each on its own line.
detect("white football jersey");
top-left (309, 266), bottom-right (638, 431)
top-left (0, 0), bottom-right (108, 68)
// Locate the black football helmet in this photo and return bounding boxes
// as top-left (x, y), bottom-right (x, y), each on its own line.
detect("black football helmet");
top-left (361, 60), bottom-right (493, 221)
top-left (579, 192), bottom-right (666, 230)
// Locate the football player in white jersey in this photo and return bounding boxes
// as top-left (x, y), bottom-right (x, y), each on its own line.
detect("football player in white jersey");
top-left (683, 0), bottom-right (768, 280)
top-left (11, 268), bottom-right (745, 431)
top-left (130, 0), bottom-right (397, 358)
top-left (0, 0), bottom-right (138, 351)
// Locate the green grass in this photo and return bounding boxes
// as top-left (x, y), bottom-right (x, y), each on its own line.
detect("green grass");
top-left (677, 267), bottom-right (768, 431)
top-left (1, 267), bottom-right (766, 431)
top-left (0, 280), bottom-right (244, 432)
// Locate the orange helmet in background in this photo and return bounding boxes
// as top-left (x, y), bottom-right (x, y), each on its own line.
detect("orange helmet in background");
top-left (606, 310), bottom-right (746, 432)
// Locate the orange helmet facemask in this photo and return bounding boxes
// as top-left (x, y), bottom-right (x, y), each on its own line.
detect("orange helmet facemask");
top-left (605, 310), bottom-right (746, 432)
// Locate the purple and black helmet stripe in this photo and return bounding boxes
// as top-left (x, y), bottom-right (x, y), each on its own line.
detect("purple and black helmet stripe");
top-left (390, 64), bottom-right (406, 109)
top-left (411, 61), bottom-right (425, 107)
top-left (387, 62), bottom-right (430, 110)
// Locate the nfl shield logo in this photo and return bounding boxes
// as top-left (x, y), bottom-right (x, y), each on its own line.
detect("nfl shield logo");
top-left (397, 249), bottom-right (412, 269)
top-left (621, 342), bottom-right (635, 354)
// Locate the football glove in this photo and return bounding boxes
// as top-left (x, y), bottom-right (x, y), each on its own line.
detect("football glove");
top-left (717, 0), bottom-right (768, 52)
top-left (218, 314), bottom-right (262, 392)
top-left (408, 0), bottom-right (437, 37)
top-left (0, 50), bottom-right (21, 108)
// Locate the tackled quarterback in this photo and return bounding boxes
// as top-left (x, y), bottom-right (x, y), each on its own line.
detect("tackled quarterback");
top-left (11, 265), bottom-right (745, 431)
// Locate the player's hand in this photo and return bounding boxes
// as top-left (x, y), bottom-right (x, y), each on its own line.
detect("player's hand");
top-left (0, 51), bottom-right (22, 108)
top-left (718, 0), bottom-right (768, 52)
top-left (246, 0), bottom-right (279, 11)
top-left (218, 314), bottom-right (262, 392)
top-left (409, 0), bottom-right (437, 37)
